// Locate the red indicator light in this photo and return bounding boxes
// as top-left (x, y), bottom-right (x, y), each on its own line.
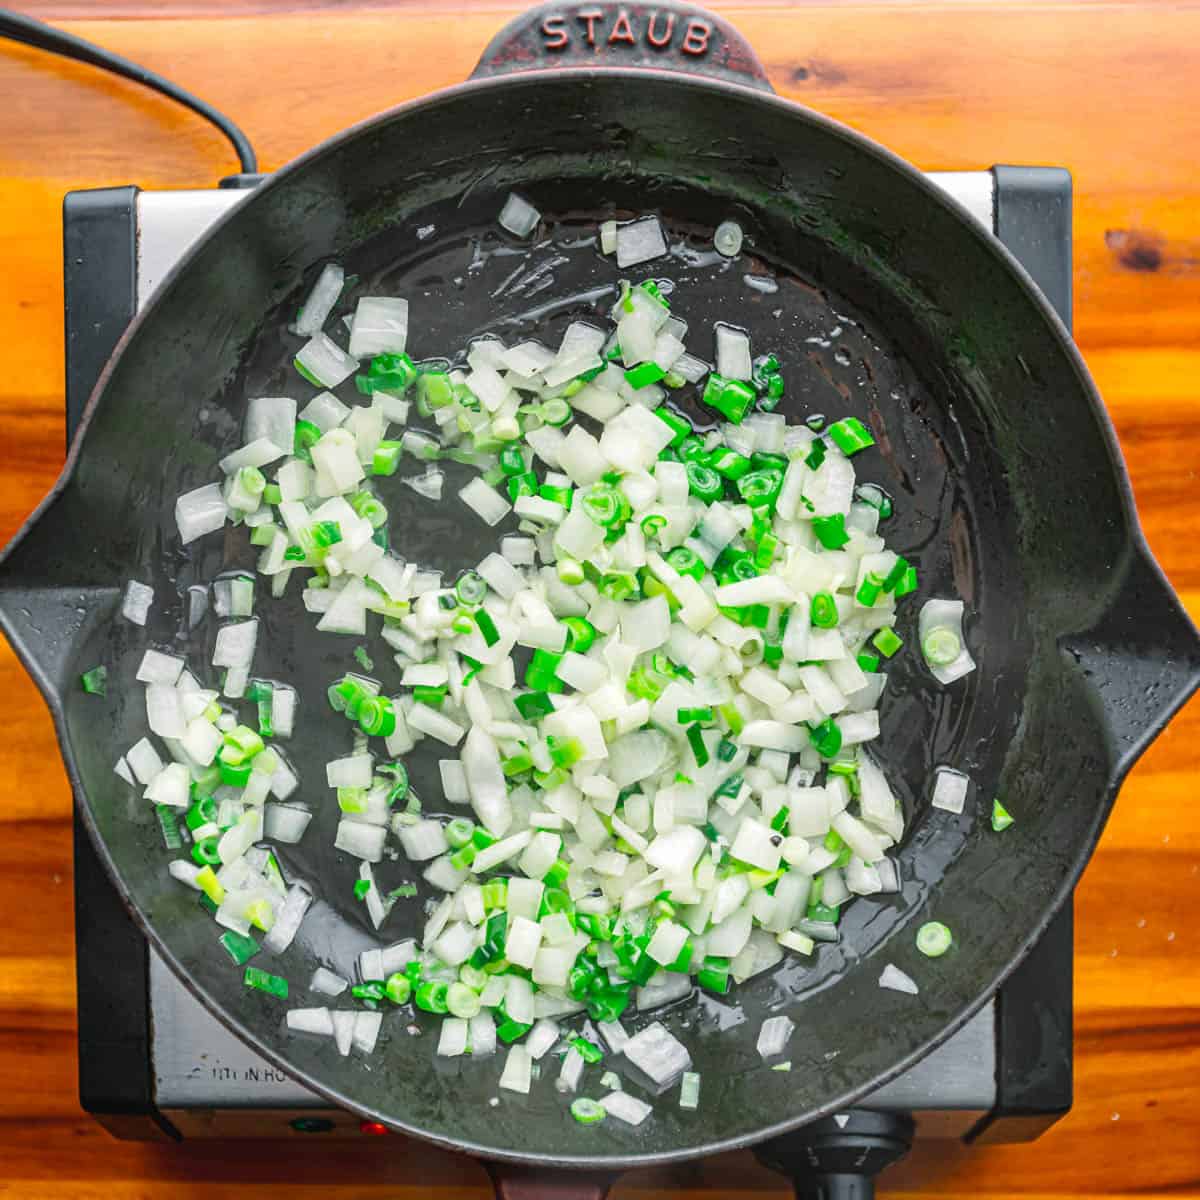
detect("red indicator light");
top-left (359, 1120), bottom-right (389, 1136)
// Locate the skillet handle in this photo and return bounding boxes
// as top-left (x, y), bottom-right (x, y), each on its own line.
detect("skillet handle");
top-left (470, 1), bottom-right (775, 93)
top-left (484, 1162), bottom-right (619, 1200)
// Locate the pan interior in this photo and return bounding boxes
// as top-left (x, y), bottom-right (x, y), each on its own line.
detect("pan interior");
top-left (38, 74), bottom-right (1129, 1164)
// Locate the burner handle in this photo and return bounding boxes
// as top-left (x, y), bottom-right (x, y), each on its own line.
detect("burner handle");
top-left (753, 1110), bottom-right (915, 1200)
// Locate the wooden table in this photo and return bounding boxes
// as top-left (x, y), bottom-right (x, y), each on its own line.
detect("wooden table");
top-left (1, 2), bottom-right (1197, 1196)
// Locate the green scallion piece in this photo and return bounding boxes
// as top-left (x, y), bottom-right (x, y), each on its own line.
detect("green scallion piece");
top-left (686, 723), bottom-right (710, 767)
top-left (514, 691), bottom-right (555, 720)
top-left (548, 735), bottom-right (585, 768)
top-left (686, 461), bottom-right (723, 504)
top-left (445, 817), bottom-right (475, 849)
top-left (736, 468), bottom-right (783, 511)
top-left (827, 417), bottom-right (875, 456)
top-left (811, 591), bottom-right (839, 628)
top-left (697, 955), bottom-right (731, 994)
top-left (191, 836), bottom-right (221, 868)
top-left (292, 419), bottom-right (321, 462)
top-left (385, 973), bottom-right (413, 1004)
top-left (414, 980), bottom-right (450, 1014)
top-left (572, 1037), bottom-right (604, 1064)
top-left (80, 666), bottom-right (107, 696)
top-left (856, 572), bottom-right (885, 607)
top-left (872, 626), bottom-right (903, 658)
top-left (475, 608), bottom-right (500, 647)
top-left (808, 718), bottom-right (843, 759)
top-left (922, 627), bottom-right (961, 667)
top-left (581, 483), bottom-right (630, 529)
top-left (812, 513), bottom-right (850, 549)
top-left (991, 798), bottom-right (1014, 832)
top-left (372, 441), bottom-right (403, 476)
top-left (894, 564), bottom-right (919, 596)
top-left (220, 930), bottom-right (259, 965)
top-left (916, 921), bottom-right (953, 958)
top-left (625, 361), bottom-right (666, 389)
top-left (540, 398), bottom-right (572, 427)
top-left (379, 761), bottom-right (409, 805)
top-left (412, 684), bottom-right (448, 708)
top-left (561, 616), bottom-right (597, 653)
top-left (665, 545), bottom-right (705, 580)
top-left (244, 966), bottom-right (288, 999)
top-left (570, 1098), bottom-right (607, 1125)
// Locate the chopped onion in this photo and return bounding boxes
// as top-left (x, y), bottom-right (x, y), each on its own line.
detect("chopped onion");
top-left (348, 297), bottom-right (409, 359)
top-left (310, 967), bottom-right (348, 997)
top-left (879, 963), bottom-right (920, 995)
top-left (600, 1090), bottom-right (652, 1126)
top-left (460, 478), bottom-right (512, 527)
top-left (295, 263), bottom-right (344, 337)
top-left (715, 323), bottom-right (752, 380)
top-left (175, 484), bottom-right (227, 545)
top-left (498, 193), bottom-right (541, 238)
top-left (499, 1044), bottom-right (533, 1094)
top-left (623, 1021), bottom-right (691, 1091)
top-left (332, 1011), bottom-right (355, 1056)
top-left (287, 1007), bottom-right (334, 1037)
top-left (295, 332), bottom-right (357, 388)
top-left (616, 217), bottom-right (667, 268)
top-left (263, 883), bottom-right (312, 953)
top-left (931, 766), bottom-right (970, 814)
top-left (756, 1015), bottom-right (795, 1059)
top-left (919, 598), bottom-right (976, 685)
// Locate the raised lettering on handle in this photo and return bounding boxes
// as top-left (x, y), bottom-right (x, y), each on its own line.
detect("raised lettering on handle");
top-left (471, 1), bottom-right (774, 93)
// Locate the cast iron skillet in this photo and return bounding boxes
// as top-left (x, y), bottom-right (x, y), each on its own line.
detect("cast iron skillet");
top-left (1, 1), bottom-right (1197, 1193)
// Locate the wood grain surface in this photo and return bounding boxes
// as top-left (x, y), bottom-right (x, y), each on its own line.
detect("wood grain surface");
top-left (0, 2), bottom-right (1197, 1197)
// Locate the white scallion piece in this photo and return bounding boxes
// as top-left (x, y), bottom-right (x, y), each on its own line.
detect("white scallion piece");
top-left (713, 221), bottom-right (743, 258)
top-left (679, 1071), bottom-right (701, 1110)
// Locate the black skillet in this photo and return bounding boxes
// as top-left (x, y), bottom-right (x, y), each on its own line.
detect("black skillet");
top-left (1, 2), bottom-right (1197, 1196)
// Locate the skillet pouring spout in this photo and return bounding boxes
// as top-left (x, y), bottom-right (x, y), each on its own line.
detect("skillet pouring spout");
top-left (0, 485), bottom-right (121, 702)
top-left (1063, 542), bottom-right (1200, 776)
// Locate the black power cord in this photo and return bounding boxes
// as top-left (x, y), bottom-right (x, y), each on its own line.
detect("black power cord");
top-left (0, 7), bottom-right (258, 176)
